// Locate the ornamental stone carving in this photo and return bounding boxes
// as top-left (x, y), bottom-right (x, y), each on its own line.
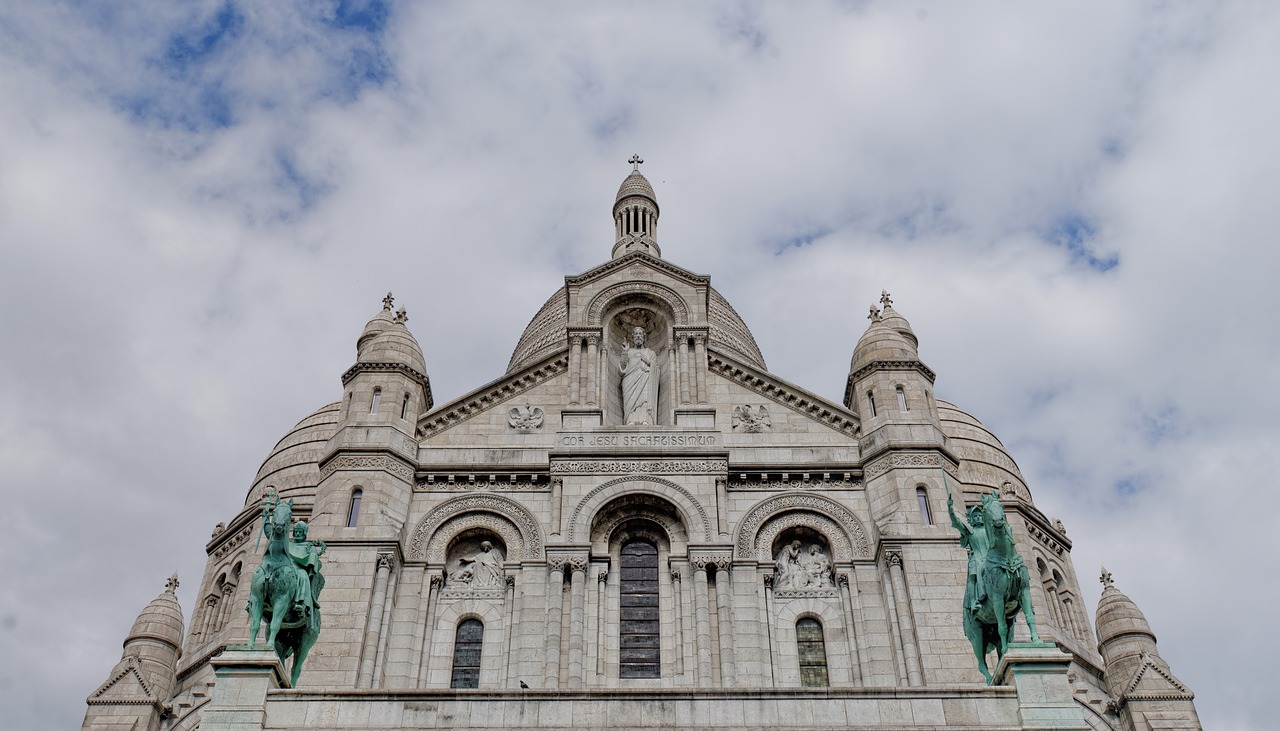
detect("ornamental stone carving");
top-left (568, 476), bottom-right (712, 542)
top-left (551, 459), bottom-right (727, 475)
top-left (863, 452), bottom-right (958, 481)
top-left (620, 327), bottom-right (659, 426)
top-left (446, 541), bottom-right (505, 591)
top-left (507, 404), bottom-right (545, 432)
top-left (409, 494), bottom-right (543, 560)
top-left (773, 541), bottom-right (835, 591)
top-left (737, 492), bottom-right (870, 558)
top-left (585, 280), bottom-right (690, 325)
top-left (732, 404), bottom-right (772, 433)
top-left (755, 512), bottom-right (853, 563)
top-left (320, 454), bottom-right (414, 482)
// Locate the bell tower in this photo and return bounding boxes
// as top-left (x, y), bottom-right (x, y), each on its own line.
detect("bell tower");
top-left (611, 154), bottom-right (661, 259)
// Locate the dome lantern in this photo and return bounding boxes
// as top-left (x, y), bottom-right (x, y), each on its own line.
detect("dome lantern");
top-left (611, 155), bottom-right (661, 259)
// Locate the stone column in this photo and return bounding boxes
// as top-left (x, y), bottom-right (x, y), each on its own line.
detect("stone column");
top-left (713, 562), bottom-right (737, 684)
top-left (596, 568), bottom-right (609, 679)
top-left (585, 335), bottom-right (599, 407)
top-left (568, 337), bottom-right (582, 405)
top-left (678, 336), bottom-right (691, 406)
top-left (371, 567), bottom-right (399, 686)
top-left (503, 576), bottom-right (517, 685)
top-left (567, 557), bottom-right (588, 688)
top-left (693, 333), bottom-right (708, 404)
top-left (670, 567), bottom-right (685, 676)
top-left (543, 560), bottom-right (566, 687)
top-left (414, 574), bottom-right (442, 687)
top-left (692, 560), bottom-right (713, 686)
top-left (762, 574), bottom-right (778, 685)
top-left (357, 553), bottom-right (395, 689)
top-left (715, 478), bottom-right (728, 537)
top-left (218, 583), bottom-right (236, 633)
top-left (837, 573), bottom-right (864, 685)
top-left (550, 479), bottom-right (564, 537)
top-left (886, 550), bottom-right (923, 686)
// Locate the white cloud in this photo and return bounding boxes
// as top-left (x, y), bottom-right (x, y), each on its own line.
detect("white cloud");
top-left (1, 1), bottom-right (1276, 728)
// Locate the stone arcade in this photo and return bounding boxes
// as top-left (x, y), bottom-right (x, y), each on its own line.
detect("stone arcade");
top-left (85, 163), bottom-right (1202, 731)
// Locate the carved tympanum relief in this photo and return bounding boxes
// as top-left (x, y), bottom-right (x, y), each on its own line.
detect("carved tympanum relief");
top-left (732, 404), bottom-right (772, 432)
top-left (774, 540), bottom-right (834, 591)
top-left (507, 404), bottom-right (545, 432)
top-left (443, 537), bottom-right (507, 599)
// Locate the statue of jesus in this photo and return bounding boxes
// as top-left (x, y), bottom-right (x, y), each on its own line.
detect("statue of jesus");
top-left (620, 326), bottom-right (658, 425)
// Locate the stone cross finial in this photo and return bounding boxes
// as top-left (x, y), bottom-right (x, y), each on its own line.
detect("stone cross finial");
top-left (880, 290), bottom-right (893, 308)
top-left (394, 306), bottom-right (408, 324)
top-left (1100, 567), bottom-right (1114, 589)
top-left (166, 572), bottom-right (180, 593)
top-left (628, 154), bottom-right (644, 172)
top-left (382, 292), bottom-right (395, 310)
top-left (868, 305), bottom-right (881, 321)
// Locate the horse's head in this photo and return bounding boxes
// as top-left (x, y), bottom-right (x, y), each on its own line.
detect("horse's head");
top-left (980, 492), bottom-right (1008, 534)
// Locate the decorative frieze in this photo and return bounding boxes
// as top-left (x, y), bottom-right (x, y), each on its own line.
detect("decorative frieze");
top-left (415, 474), bottom-right (549, 492)
top-left (319, 454), bottom-right (414, 482)
top-left (551, 458), bottom-right (727, 475)
top-left (863, 452), bottom-right (958, 481)
top-left (730, 473), bottom-right (860, 490)
top-left (210, 521), bottom-right (254, 560)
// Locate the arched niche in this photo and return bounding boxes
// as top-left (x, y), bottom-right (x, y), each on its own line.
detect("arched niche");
top-left (597, 292), bottom-right (679, 426)
top-left (737, 492), bottom-right (870, 560)
top-left (589, 493), bottom-right (687, 555)
top-left (569, 476), bottom-right (711, 543)
top-left (410, 494), bottom-right (542, 561)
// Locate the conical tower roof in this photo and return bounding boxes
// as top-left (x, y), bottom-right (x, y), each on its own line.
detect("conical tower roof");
top-left (1095, 567), bottom-right (1157, 650)
top-left (125, 573), bottom-right (184, 653)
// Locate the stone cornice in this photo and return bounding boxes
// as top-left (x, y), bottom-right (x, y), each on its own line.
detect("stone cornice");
top-left (342, 363), bottom-right (433, 407)
top-left (844, 360), bottom-right (936, 406)
top-left (318, 452), bottom-right (415, 483)
top-left (417, 353), bottom-right (569, 438)
top-left (565, 251), bottom-right (709, 289)
top-left (708, 352), bottom-right (860, 437)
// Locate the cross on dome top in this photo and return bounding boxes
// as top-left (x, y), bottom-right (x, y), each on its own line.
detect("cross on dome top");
top-left (1100, 567), bottom-right (1114, 589)
top-left (166, 572), bottom-right (180, 593)
top-left (628, 154), bottom-right (644, 172)
top-left (880, 290), bottom-right (893, 308)
top-left (382, 292), bottom-right (395, 311)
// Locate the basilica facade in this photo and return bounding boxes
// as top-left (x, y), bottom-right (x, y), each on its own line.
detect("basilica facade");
top-left (85, 165), bottom-right (1201, 731)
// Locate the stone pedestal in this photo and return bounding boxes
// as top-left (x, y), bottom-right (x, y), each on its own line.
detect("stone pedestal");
top-left (199, 647), bottom-right (290, 731)
top-left (994, 643), bottom-right (1089, 731)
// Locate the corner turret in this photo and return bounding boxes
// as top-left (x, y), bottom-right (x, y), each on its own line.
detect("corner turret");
top-left (83, 574), bottom-right (185, 731)
top-left (611, 155), bottom-right (661, 259)
top-left (1095, 568), bottom-right (1201, 730)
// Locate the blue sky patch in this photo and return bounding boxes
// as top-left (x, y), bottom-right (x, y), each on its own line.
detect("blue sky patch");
top-left (1042, 212), bottom-right (1119, 272)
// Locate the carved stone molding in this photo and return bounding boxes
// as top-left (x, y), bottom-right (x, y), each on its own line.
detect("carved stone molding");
top-left (551, 458), bottom-right (727, 475)
top-left (586, 280), bottom-right (690, 326)
top-left (320, 454), bottom-right (414, 483)
top-left (730, 474), bottom-right (861, 490)
top-left (709, 355), bottom-right (859, 437)
top-left (420, 512), bottom-right (525, 564)
top-left (440, 587), bottom-right (505, 601)
top-left (755, 512), bottom-right (854, 563)
top-left (417, 356), bottom-right (568, 438)
top-left (773, 588), bottom-right (839, 599)
top-left (567, 475), bottom-right (712, 542)
top-left (210, 521), bottom-right (254, 560)
top-left (689, 553), bottom-right (731, 571)
top-left (863, 452), bottom-right (958, 481)
top-left (409, 494), bottom-right (544, 560)
top-left (570, 251), bottom-right (709, 293)
top-left (736, 492), bottom-right (871, 558)
top-left (1028, 521), bottom-right (1068, 556)
top-left (341, 361), bottom-right (432, 393)
top-left (415, 475), bottom-right (548, 492)
top-left (847, 359), bottom-right (936, 384)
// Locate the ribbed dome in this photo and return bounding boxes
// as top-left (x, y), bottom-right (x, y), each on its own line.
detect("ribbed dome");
top-left (1096, 572), bottom-right (1157, 649)
top-left (936, 400), bottom-right (1031, 496)
top-left (126, 578), bottom-right (184, 652)
top-left (506, 286), bottom-right (767, 374)
top-left (356, 306), bottom-right (396, 354)
top-left (850, 319), bottom-right (919, 373)
top-left (877, 303), bottom-right (918, 347)
top-left (357, 325), bottom-right (427, 375)
top-left (615, 170), bottom-right (658, 211)
top-left (246, 402), bottom-right (340, 507)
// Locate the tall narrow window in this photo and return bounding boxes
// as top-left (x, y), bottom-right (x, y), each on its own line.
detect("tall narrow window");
top-left (400, 392), bottom-right (410, 419)
top-left (450, 619), bottom-right (483, 689)
top-left (619, 541), bottom-right (660, 678)
top-left (347, 489), bottom-right (363, 528)
top-left (917, 486), bottom-right (933, 525)
top-left (867, 391), bottom-right (877, 417)
top-left (370, 387), bottom-right (382, 414)
top-left (896, 385), bottom-right (908, 411)
top-left (796, 618), bottom-right (829, 687)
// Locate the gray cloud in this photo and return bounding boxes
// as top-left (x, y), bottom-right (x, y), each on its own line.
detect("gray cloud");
top-left (1, 2), bottom-right (1275, 729)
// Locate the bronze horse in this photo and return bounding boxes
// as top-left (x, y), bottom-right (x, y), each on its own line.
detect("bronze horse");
top-left (246, 493), bottom-right (322, 687)
top-left (962, 492), bottom-right (1041, 683)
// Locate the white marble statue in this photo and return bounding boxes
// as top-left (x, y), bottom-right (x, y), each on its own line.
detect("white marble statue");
top-left (774, 540), bottom-right (834, 590)
top-left (448, 540), bottom-right (505, 589)
top-left (620, 326), bottom-right (658, 425)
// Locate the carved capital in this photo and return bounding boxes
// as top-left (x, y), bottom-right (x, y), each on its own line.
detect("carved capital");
top-left (693, 332), bottom-right (707, 344)
top-left (586, 334), bottom-right (599, 346)
top-left (885, 550), bottom-right (904, 568)
top-left (429, 574), bottom-right (444, 590)
top-left (569, 556), bottom-right (589, 573)
top-left (763, 574), bottom-right (775, 589)
top-left (376, 553), bottom-right (396, 571)
top-left (837, 573), bottom-right (851, 589)
top-left (597, 570), bottom-right (609, 584)
top-left (670, 568), bottom-right (681, 581)
top-left (506, 575), bottom-right (516, 589)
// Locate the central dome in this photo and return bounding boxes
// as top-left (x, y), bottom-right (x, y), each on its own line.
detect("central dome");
top-left (507, 285), bottom-right (766, 373)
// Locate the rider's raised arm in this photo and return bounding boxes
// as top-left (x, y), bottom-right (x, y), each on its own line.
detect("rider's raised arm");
top-left (947, 493), bottom-right (969, 535)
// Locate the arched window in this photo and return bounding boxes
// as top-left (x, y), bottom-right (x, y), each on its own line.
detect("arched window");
top-left (450, 618), bottom-right (484, 689)
top-left (619, 540), bottom-right (660, 678)
top-left (916, 486), bottom-right (933, 525)
top-left (896, 385), bottom-right (908, 411)
top-left (370, 387), bottom-right (382, 414)
top-left (400, 392), bottom-right (410, 419)
top-left (796, 618), bottom-right (829, 687)
top-left (867, 391), bottom-right (877, 417)
top-left (347, 488), bottom-right (363, 528)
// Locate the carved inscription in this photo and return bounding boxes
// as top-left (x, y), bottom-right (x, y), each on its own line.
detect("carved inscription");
top-left (558, 432), bottom-right (718, 448)
top-left (551, 459), bottom-right (727, 475)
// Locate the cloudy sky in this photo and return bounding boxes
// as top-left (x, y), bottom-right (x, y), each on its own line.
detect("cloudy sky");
top-left (1, 2), bottom-right (1276, 729)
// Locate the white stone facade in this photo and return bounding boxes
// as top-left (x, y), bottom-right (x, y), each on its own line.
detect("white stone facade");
top-left (86, 167), bottom-right (1201, 731)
